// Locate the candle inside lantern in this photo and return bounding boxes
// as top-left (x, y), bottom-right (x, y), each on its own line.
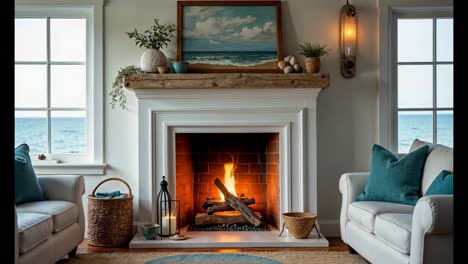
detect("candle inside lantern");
top-left (161, 215), bottom-right (177, 235)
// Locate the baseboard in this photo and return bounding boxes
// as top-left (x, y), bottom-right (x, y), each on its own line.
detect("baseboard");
top-left (317, 219), bottom-right (340, 237)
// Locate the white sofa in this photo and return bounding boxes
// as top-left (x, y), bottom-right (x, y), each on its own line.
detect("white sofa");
top-left (339, 139), bottom-right (453, 264)
top-left (15, 175), bottom-right (85, 264)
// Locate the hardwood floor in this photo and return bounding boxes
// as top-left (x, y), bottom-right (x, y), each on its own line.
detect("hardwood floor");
top-left (77, 237), bottom-right (347, 254)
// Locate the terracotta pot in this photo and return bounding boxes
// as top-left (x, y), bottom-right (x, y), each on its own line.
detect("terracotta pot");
top-left (140, 48), bottom-right (167, 73)
top-left (304, 57), bottom-right (321, 73)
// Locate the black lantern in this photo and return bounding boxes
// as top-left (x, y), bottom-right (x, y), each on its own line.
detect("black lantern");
top-left (156, 176), bottom-right (180, 237)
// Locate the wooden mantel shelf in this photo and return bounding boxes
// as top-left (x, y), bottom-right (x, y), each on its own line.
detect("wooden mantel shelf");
top-left (124, 73), bottom-right (329, 89)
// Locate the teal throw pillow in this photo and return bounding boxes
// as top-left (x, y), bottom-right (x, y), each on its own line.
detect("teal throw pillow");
top-left (15, 144), bottom-right (44, 204)
top-left (425, 170), bottom-right (453, 196)
top-left (356, 144), bottom-right (429, 205)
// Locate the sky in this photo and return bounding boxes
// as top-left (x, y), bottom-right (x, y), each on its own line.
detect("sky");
top-left (397, 18), bottom-right (453, 109)
top-left (15, 18), bottom-right (86, 118)
top-left (182, 6), bottom-right (277, 52)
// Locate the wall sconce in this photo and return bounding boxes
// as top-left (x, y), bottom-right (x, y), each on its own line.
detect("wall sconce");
top-left (340, 0), bottom-right (357, 78)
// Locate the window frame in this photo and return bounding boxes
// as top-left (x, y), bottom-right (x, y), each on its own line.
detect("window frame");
top-left (393, 13), bottom-right (453, 153)
top-left (15, 0), bottom-right (105, 174)
top-left (378, 1), bottom-right (453, 154)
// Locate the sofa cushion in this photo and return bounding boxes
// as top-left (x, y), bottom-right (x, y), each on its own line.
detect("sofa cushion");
top-left (15, 144), bottom-right (44, 204)
top-left (425, 170), bottom-right (454, 196)
top-left (17, 212), bottom-right (53, 253)
top-left (356, 144), bottom-right (429, 205)
top-left (17, 201), bottom-right (78, 233)
top-left (349, 201), bottom-right (415, 233)
top-left (374, 213), bottom-right (413, 254)
top-left (410, 139), bottom-right (453, 195)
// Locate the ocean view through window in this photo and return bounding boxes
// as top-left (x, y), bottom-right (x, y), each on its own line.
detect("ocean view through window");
top-left (15, 17), bottom-right (87, 155)
top-left (396, 16), bottom-right (453, 153)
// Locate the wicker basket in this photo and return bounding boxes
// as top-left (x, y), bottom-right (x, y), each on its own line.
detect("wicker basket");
top-left (278, 212), bottom-right (321, 239)
top-left (87, 177), bottom-right (134, 247)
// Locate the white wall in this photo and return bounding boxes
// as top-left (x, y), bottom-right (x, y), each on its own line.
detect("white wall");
top-left (82, 0), bottom-right (379, 236)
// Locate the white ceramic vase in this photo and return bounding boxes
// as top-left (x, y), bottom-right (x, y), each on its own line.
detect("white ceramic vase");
top-left (140, 48), bottom-right (167, 73)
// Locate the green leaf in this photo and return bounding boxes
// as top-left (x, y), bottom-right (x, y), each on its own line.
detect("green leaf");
top-left (297, 41), bottom-right (331, 57)
top-left (110, 65), bottom-right (143, 110)
top-left (125, 18), bottom-right (176, 49)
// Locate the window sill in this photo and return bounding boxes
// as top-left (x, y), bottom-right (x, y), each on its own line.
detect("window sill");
top-left (33, 163), bottom-right (107, 175)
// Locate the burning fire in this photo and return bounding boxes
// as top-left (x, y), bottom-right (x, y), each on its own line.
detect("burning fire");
top-left (219, 162), bottom-right (236, 201)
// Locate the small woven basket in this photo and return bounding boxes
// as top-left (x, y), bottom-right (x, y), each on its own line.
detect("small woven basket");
top-left (87, 177), bottom-right (134, 247)
top-left (279, 212), bottom-right (321, 239)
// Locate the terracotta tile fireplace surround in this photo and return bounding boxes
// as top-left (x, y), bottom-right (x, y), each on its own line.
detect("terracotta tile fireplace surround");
top-left (126, 73), bottom-right (329, 248)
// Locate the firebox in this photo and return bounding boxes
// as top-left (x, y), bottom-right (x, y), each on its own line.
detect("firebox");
top-left (175, 133), bottom-right (280, 230)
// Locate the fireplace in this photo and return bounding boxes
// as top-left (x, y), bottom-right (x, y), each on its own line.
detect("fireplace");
top-left (128, 85), bottom-right (328, 248)
top-left (175, 133), bottom-right (280, 230)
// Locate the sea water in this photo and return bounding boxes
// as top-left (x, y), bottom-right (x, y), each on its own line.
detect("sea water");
top-left (14, 114), bottom-right (452, 154)
top-left (15, 117), bottom-right (86, 154)
top-left (183, 51), bottom-right (277, 67)
top-left (398, 113), bottom-right (453, 153)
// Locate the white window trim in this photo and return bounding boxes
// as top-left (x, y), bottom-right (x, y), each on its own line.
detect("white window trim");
top-left (15, 0), bottom-right (105, 175)
top-left (378, 0), bottom-right (453, 153)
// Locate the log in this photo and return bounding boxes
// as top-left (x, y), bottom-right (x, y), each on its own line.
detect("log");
top-left (207, 199), bottom-right (255, 214)
top-left (202, 199), bottom-right (223, 209)
top-left (214, 178), bottom-right (262, 227)
top-left (195, 211), bottom-right (262, 225)
top-left (202, 197), bottom-right (255, 210)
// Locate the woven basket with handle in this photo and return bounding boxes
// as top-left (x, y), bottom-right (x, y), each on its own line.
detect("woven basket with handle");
top-left (278, 212), bottom-right (321, 239)
top-left (87, 177), bottom-right (133, 247)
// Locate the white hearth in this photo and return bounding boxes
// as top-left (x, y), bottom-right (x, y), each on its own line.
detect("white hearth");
top-left (130, 226), bottom-right (327, 248)
top-left (128, 82), bottom-right (326, 247)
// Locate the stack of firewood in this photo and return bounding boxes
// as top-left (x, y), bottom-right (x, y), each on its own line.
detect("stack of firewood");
top-left (202, 196), bottom-right (256, 214)
top-left (196, 178), bottom-right (262, 227)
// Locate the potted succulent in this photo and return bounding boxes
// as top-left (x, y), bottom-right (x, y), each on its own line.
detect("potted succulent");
top-left (126, 19), bottom-right (177, 73)
top-left (297, 42), bottom-right (331, 73)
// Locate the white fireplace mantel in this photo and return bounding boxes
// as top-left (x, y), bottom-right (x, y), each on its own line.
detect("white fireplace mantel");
top-left (125, 73), bottom-right (329, 248)
top-left (130, 86), bottom-right (324, 227)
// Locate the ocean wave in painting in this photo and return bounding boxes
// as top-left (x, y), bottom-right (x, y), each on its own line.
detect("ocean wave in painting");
top-left (183, 51), bottom-right (277, 66)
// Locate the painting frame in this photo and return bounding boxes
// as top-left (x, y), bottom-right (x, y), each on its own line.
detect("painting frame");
top-left (177, 1), bottom-right (283, 73)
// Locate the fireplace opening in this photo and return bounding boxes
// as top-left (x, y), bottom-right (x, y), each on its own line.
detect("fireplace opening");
top-left (175, 133), bottom-right (280, 231)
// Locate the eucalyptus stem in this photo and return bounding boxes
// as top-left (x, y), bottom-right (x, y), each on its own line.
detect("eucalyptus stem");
top-left (126, 19), bottom-right (176, 50)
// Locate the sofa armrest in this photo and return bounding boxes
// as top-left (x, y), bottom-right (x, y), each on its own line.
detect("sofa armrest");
top-left (410, 195), bottom-right (453, 264)
top-left (38, 175), bottom-right (86, 239)
top-left (339, 172), bottom-right (369, 242)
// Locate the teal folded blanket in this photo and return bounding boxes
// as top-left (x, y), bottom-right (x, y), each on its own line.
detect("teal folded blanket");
top-left (95, 190), bottom-right (127, 198)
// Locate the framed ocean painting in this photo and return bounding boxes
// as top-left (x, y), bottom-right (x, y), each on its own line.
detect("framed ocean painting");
top-left (177, 1), bottom-right (283, 73)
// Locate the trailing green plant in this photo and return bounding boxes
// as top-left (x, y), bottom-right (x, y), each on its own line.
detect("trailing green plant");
top-left (297, 42), bottom-right (331, 58)
top-left (110, 65), bottom-right (143, 110)
top-left (126, 19), bottom-right (177, 49)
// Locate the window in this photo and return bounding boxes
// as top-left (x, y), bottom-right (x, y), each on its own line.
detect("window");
top-left (393, 12), bottom-right (453, 153)
top-left (15, 3), bottom-right (104, 174)
top-left (15, 18), bottom-right (87, 154)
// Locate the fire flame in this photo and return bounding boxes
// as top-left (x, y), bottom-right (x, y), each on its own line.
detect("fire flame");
top-left (219, 162), bottom-right (236, 201)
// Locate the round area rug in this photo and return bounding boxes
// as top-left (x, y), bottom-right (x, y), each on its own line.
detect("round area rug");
top-left (145, 253), bottom-right (282, 264)
top-left (58, 251), bottom-right (367, 264)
